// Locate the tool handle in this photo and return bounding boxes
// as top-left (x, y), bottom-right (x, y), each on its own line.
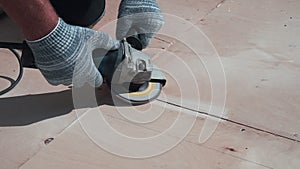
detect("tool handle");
top-left (126, 35), bottom-right (143, 51)
top-left (0, 42), bottom-right (23, 49)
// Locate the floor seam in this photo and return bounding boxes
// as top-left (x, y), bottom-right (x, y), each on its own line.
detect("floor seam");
top-left (89, 103), bottom-right (273, 169)
top-left (18, 111), bottom-right (86, 169)
top-left (198, 0), bottom-right (227, 24)
top-left (153, 0), bottom-right (227, 59)
top-left (156, 99), bottom-right (300, 143)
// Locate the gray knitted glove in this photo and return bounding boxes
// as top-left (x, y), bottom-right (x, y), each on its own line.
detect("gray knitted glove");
top-left (27, 18), bottom-right (119, 87)
top-left (117, 0), bottom-right (164, 49)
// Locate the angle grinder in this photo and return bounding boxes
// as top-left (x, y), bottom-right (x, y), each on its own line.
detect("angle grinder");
top-left (98, 37), bottom-right (166, 104)
top-left (0, 37), bottom-right (166, 103)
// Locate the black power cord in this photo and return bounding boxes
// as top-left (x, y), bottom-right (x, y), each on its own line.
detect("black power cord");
top-left (0, 42), bottom-right (24, 96)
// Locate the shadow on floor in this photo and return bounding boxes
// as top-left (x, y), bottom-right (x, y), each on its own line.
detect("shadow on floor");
top-left (0, 84), bottom-right (133, 127)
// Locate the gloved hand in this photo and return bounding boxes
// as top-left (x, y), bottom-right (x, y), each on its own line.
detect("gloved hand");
top-left (117, 0), bottom-right (164, 49)
top-left (27, 18), bottom-right (119, 87)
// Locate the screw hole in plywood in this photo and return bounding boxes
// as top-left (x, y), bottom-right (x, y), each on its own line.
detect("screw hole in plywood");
top-left (44, 138), bottom-right (54, 145)
top-left (225, 147), bottom-right (237, 152)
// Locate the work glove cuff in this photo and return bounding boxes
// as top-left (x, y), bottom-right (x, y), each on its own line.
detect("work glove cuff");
top-left (27, 18), bottom-right (82, 70)
top-left (118, 0), bottom-right (162, 17)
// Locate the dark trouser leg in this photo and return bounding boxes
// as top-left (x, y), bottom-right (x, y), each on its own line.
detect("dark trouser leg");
top-left (50, 0), bottom-right (106, 27)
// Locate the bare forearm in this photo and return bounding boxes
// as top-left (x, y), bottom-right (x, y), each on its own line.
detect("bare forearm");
top-left (0, 0), bottom-right (58, 40)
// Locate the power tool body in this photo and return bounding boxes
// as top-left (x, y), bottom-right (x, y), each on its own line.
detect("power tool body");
top-left (0, 37), bottom-right (166, 103)
top-left (98, 38), bottom-right (166, 104)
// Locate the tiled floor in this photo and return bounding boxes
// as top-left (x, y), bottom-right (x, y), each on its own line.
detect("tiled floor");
top-left (1, 0), bottom-right (300, 169)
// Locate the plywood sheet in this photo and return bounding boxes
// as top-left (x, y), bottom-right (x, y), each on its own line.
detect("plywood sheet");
top-left (0, 48), bottom-right (76, 169)
top-left (143, 0), bottom-right (300, 140)
top-left (18, 105), bottom-right (270, 169)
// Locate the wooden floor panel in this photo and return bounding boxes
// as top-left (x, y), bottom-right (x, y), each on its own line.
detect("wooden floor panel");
top-left (0, 0), bottom-right (299, 168)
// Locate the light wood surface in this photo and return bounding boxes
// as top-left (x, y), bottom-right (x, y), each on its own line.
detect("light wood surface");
top-left (0, 0), bottom-right (299, 169)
